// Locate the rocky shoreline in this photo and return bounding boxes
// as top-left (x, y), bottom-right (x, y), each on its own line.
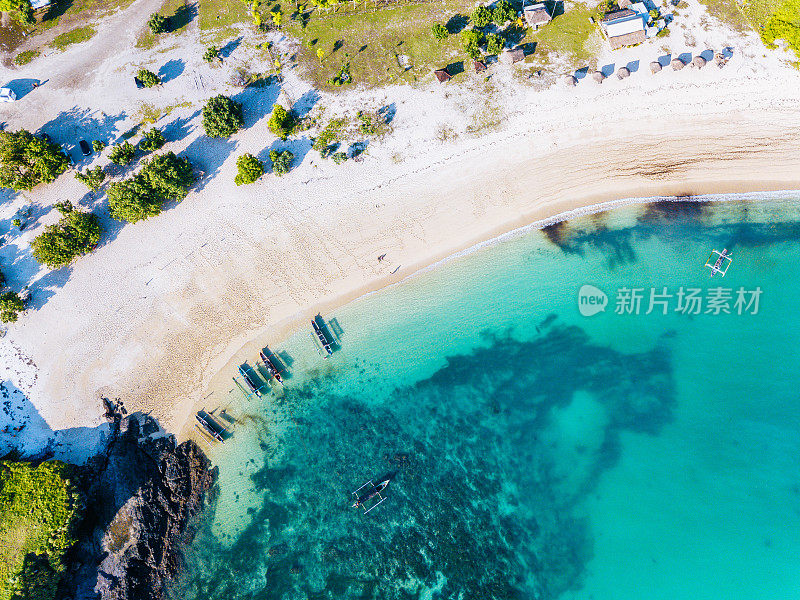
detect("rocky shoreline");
top-left (59, 405), bottom-right (217, 600)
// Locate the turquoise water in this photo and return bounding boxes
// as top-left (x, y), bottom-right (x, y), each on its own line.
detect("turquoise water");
top-left (172, 197), bottom-right (800, 600)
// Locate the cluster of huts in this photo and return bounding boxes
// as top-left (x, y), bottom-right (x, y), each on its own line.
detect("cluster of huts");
top-left (562, 50), bottom-right (731, 86)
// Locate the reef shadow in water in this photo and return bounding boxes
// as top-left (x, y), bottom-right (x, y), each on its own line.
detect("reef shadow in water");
top-left (170, 320), bottom-right (676, 600)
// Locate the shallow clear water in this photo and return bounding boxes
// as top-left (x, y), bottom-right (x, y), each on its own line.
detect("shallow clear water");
top-left (173, 196), bottom-right (800, 600)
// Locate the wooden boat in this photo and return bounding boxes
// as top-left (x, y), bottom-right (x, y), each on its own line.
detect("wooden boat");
top-left (352, 478), bottom-right (390, 514)
top-left (195, 409), bottom-right (226, 442)
top-left (238, 364), bottom-right (262, 397)
top-left (259, 348), bottom-right (283, 383)
top-left (312, 315), bottom-right (333, 357)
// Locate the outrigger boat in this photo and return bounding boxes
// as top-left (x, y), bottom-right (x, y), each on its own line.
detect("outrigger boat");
top-left (195, 409), bottom-right (227, 443)
top-left (705, 248), bottom-right (733, 277)
top-left (238, 364), bottom-right (262, 397)
top-left (352, 478), bottom-right (390, 514)
top-left (311, 315), bottom-right (334, 357)
top-left (259, 348), bottom-right (283, 384)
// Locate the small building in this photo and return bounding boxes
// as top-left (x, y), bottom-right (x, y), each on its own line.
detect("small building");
top-left (473, 60), bottom-right (487, 73)
top-left (433, 68), bottom-right (451, 83)
top-left (523, 2), bottom-right (552, 29)
top-left (500, 48), bottom-right (525, 64)
top-left (692, 55), bottom-right (707, 68)
top-left (563, 74), bottom-right (577, 86)
top-left (592, 70), bottom-right (605, 83)
top-left (30, 0), bottom-right (51, 9)
top-left (671, 57), bottom-right (685, 70)
top-left (599, 7), bottom-right (647, 50)
top-left (617, 66), bottom-right (630, 79)
top-left (650, 60), bottom-right (662, 73)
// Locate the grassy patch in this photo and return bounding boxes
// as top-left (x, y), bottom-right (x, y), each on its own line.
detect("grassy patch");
top-left (13, 48), bottom-right (40, 65)
top-left (280, 0), bottom-right (475, 90)
top-left (137, 0), bottom-right (195, 48)
top-left (760, 0), bottom-right (800, 59)
top-left (0, 461), bottom-right (82, 600)
top-left (50, 25), bottom-right (96, 50)
top-left (199, 0), bottom-right (250, 30)
top-left (531, 3), bottom-right (602, 66)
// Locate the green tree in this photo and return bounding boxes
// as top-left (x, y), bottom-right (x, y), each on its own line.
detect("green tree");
top-left (234, 153), bottom-right (264, 185)
top-left (92, 140), bottom-right (106, 152)
top-left (492, 0), bottom-right (516, 24)
top-left (432, 23), bottom-right (449, 41)
top-left (140, 151), bottom-right (194, 200)
top-left (109, 141), bottom-right (136, 165)
top-left (74, 166), bottom-right (105, 190)
top-left (471, 5), bottom-right (492, 27)
top-left (267, 104), bottom-right (295, 140)
top-left (139, 128), bottom-right (166, 152)
top-left (269, 149), bottom-right (294, 176)
top-left (203, 45), bottom-right (220, 62)
top-left (107, 176), bottom-right (162, 223)
top-left (0, 0), bottom-right (34, 26)
top-left (137, 69), bottom-right (161, 87)
top-left (202, 95), bottom-right (244, 138)
top-left (31, 202), bottom-right (102, 268)
top-left (0, 130), bottom-right (68, 191)
top-left (148, 12), bottom-right (168, 33)
top-left (0, 291), bottom-right (25, 323)
top-left (486, 32), bottom-right (505, 54)
top-left (461, 29), bottom-right (484, 59)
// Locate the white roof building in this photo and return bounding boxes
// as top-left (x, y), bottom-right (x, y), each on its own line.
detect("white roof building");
top-left (605, 17), bottom-right (645, 38)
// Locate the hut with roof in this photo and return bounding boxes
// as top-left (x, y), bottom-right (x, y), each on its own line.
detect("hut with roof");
top-left (650, 61), bottom-right (662, 73)
top-left (692, 55), bottom-right (707, 68)
top-left (592, 70), bottom-right (605, 83)
top-left (714, 52), bottom-right (728, 68)
top-left (473, 60), bottom-right (487, 74)
top-left (433, 68), bottom-right (452, 83)
top-left (599, 9), bottom-right (646, 50)
top-left (616, 66), bottom-right (631, 79)
top-left (671, 57), bottom-right (685, 70)
top-left (563, 74), bottom-right (577, 86)
top-left (500, 48), bottom-right (525, 64)
top-left (523, 2), bottom-right (552, 29)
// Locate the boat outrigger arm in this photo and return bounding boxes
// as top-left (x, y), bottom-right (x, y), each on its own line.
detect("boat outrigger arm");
top-left (352, 478), bottom-right (390, 514)
top-left (705, 248), bottom-right (733, 277)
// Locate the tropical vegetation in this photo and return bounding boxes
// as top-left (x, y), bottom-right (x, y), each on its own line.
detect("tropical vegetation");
top-left (202, 95), bottom-right (244, 138)
top-left (31, 202), bottom-right (102, 269)
top-left (0, 130), bottom-right (68, 191)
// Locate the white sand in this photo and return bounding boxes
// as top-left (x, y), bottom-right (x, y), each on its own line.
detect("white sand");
top-left (1, 0), bottom-right (800, 459)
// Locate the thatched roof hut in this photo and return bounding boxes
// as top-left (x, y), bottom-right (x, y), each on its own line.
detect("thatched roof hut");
top-left (692, 55), bottom-right (707, 68)
top-left (616, 66), bottom-right (630, 79)
top-left (671, 57), bottom-right (685, 70)
top-left (563, 75), bottom-right (577, 87)
top-left (592, 70), bottom-right (605, 83)
top-left (474, 60), bottom-right (487, 73)
top-left (500, 48), bottom-right (525, 64)
top-left (650, 61), bottom-right (662, 73)
top-left (714, 52), bottom-right (727, 68)
top-left (433, 68), bottom-right (451, 83)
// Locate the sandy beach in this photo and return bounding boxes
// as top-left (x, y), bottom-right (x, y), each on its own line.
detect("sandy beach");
top-left (2, 0), bottom-right (800, 455)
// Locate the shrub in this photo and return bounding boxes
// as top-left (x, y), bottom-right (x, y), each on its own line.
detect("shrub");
top-left (0, 291), bottom-right (25, 322)
top-left (148, 12), bottom-right (168, 34)
top-left (107, 152), bottom-right (193, 222)
top-left (328, 62), bottom-right (351, 86)
top-left (471, 5), bottom-right (493, 27)
top-left (268, 104), bottom-right (295, 140)
top-left (234, 153), bottom-right (264, 185)
top-left (269, 149), bottom-right (294, 176)
top-left (357, 110), bottom-right (391, 137)
top-left (139, 128), bottom-right (166, 152)
top-left (312, 118), bottom-right (344, 152)
top-left (92, 140), bottom-right (106, 152)
top-left (0, 0), bottom-right (34, 26)
top-left (0, 130), bottom-right (68, 191)
top-left (202, 95), bottom-right (244, 138)
top-left (31, 202), bottom-right (101, 268)
top-left (109, 141), bottom-right (136, 165)
top-left (461, 28), bottom-right (484, 59)
top-left (432, 23), bottom-right (449, 40)
top-left (74, 166), bottom-right (105, 190)
top-left (492, 0), bottom-right (516, 24)
top-left (203, 45), bottom-right (219, 62)
top-left (656, 26), bottom-right (670, 37)
top-left (332, 151), bottom-right (347, 164)
top-left (136, 69), bottom-right (161, 87)
top-left (486, 33), bottom-right (505, 54)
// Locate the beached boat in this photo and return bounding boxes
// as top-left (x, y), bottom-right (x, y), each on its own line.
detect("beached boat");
top-left (352, 478), bottom-right (390, 514)
top-left (259, 348), bottom-right (283, 383)
top-left (195, 409), bottom-right (226, 443)
top-left (238, 364), bottom-right (262, 397)
top-left (312, 315), bottom-right (334, 357)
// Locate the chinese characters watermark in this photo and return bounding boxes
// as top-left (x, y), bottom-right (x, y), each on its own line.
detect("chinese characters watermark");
top-left (578, 285), bottom-right (761, 316)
